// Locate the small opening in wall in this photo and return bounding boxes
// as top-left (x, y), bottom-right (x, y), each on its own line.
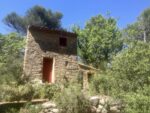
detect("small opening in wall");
top-left (65, 61), bottom-right (68, 66)
top-left (43, 58), bottom-right (53, 83)
top-left (59, 37), bottom-right (67, 47)
top-left (88, 73), bottom-right (92, 83)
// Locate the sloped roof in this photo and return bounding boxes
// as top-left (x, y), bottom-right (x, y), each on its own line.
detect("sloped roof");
top-left (28, 25), bottom-right (77, 37)
top-left (64, 58), bottom-right (98, 71)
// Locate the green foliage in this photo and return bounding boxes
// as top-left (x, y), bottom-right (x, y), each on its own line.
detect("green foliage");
top-left (0, 102), bottom-right (42, 113)
top-left (123, 7), bottom-right (150, 42)
top-left (139, 8), bottom-right (150, 32)
top-left (0, 33), bottom-right (25, 84)
top-left (3, 5), bottom-right (63, 34)
top-left (3, 108), bottom-right (19, 113)
top-left (33, 83), bottom-right (61, 100)
top-left (89, 73), bottom-right (116, 96)
top-left (73, 15), bottom-right (122, 69)
top-left (0, 84), bottom-right (34, 101)
top-left (19, 103), bottom-right (42, 113)
top-left (122, 91), bottom-right (150, 113)
top-left (0, 83), bottom-right (61, 102)
top-left (90, 41), bottom-right (150, 113)
top-left (1, 7), bottom-right (150, 113)
top-left (123, 22), bottom-right (143, 41)
top-left (111, 41), bottom-right (150, 92)
top-left (55, 83), bottom-right (91, 113)
top-left (139, 7), bottom-right (150, 42)
top-left (90, 75), bottom-right (150, 113)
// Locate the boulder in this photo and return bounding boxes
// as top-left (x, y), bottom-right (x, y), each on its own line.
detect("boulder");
top-left (51, 108), bottom-right (59, 113)
top-left (90, 96), bottom-right (100, 106)
top-left (109, 106), bottom-right (120, 113)
top-left (42, 102), bottom-right (56, 109)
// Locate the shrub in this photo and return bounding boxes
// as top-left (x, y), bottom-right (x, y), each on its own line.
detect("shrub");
top-left (111, 41), bottom-right (150, 92)
top-left (0, 83), bottom-right (61, 102)
top-left (55, 83), bottom-right (92, 113)
top-left (89, 73), bottom-right (117, 96)
top-left (32, 83), bottom-right (61, 100)
top-left (19, 103), bottom-right (42, 113)
top-left (0, 33), bottom-right (25, 84)
top-left (89, 41), bottom-right (150, 113)
top-left (3, 108), bottom-right (19, 113)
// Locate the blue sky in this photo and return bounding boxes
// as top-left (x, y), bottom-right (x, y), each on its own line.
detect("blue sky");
top-left (0, 0), bottom-right (150, 34)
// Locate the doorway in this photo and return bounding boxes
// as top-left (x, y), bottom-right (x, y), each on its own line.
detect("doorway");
top-left (43, 58), bottom-right (53, 83)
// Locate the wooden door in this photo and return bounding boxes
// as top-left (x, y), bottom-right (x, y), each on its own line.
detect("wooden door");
top-left (43, 58), bottom-right (53, 83)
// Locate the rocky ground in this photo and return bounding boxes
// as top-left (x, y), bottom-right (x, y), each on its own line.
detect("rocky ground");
top-left (40, 95), bottom-right (123, 113)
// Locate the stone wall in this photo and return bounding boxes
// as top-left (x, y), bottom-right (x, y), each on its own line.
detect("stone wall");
top-left (23, 26), bottom-right (97, 88)
top-left (0, 96), bottom-right (122, 113)
top-left (40, 96), bottom-right (123, 113)
top-left (90, 96), bottom-right (123, 113)
top-left (23, 26), bottom-right (78, 83)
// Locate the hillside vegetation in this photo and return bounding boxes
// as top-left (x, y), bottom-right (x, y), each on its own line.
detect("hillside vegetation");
top-left (0, 6), bottom-right (150, 113)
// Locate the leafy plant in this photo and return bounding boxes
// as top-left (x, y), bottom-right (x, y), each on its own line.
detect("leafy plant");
top-left (0, 33), bottom-right (25, 85)
top-left (73, 15), bottom-right (123, 69)
top-left (55, 83), bottom-right (92, 113)
top-left (0, 83), bottom-right (61, 102)
top-left (89, 41), bottom-right (150, 113)
top-left (19, 103), bottom-right (42, 113)
top-left (3, 5), bottom-right (63, 35)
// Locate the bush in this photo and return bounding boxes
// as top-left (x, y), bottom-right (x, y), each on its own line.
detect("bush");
top-left (89, 41), bottom-right (150, 113)
top-left (0, 33), bottom-right (25, 84)
top-left (0, 103), bottom-right (42, 113)
top-left (89, 73), bottom-right (117, 96)
top-left (89, 72), bottom-right (150, 113)
top-left (0, 83), bottom-right (61, 102)
top-left (33, 83), bottom-right (61, 100)
top-left (122, 91), bottom-right (150, 113)
top-left (0, 83), bottom-right (34, 101)
top-left (55, 83), bottom-right (92, 113)
top-left (111, 41), bottom-right (150, 92)
top-left (19, 103), bottom-right (42, 113)
top-left (3, 108), bottom-right (19, 113)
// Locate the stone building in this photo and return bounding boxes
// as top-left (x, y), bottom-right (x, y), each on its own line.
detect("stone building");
top-left (23, 25), bottom-right (96, 88)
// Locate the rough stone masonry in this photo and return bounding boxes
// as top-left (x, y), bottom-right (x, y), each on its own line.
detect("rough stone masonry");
top-left (39, 95), bottom-right (123, 113)
top-left (23, 25), bottom-right (96, 88)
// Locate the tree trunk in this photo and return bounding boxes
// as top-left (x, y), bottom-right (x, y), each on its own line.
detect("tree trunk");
top-left (143, 31), bottom-right (146, 43)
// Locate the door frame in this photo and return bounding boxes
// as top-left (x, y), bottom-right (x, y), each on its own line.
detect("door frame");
top-left (42, 57), bottom-right (55, 83)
